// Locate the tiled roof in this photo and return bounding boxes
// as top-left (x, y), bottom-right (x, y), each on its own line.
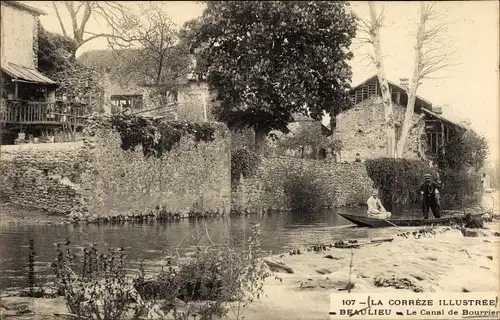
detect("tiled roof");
top-left (1, 61), bottom-right (57, 85)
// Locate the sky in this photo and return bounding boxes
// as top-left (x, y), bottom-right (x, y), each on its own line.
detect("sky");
top-left (25, 1), bottom-right (500, 162)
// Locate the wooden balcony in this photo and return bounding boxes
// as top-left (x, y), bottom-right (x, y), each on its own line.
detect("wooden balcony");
top-left (0, 99), bottom-right (89, 127)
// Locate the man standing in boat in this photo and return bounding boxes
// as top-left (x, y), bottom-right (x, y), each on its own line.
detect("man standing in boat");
top-left (367, 190), bottom-right (391, 219)
top-left (419, 173), bottom-right (442, 219)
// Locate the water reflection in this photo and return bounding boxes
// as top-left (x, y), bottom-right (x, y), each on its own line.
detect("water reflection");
top-left (0, 207), bottom-right (407, 291)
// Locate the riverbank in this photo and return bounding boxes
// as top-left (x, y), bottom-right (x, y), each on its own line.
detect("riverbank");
top-left (0, 203), bottom-right (70, 226)
top-left (1, 222), bottom-right (499, 320)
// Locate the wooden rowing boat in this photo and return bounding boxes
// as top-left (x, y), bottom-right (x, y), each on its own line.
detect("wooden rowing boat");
top-left (337, 213), bottom-right (464, 228)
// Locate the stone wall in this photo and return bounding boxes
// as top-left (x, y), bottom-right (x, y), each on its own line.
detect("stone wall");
top-left (0, 123), bottom-right (232, 216)
top-left (49, 64), bottom-right (105, 112)
top-left (232, 157), bottom-right (374, 212)
top-left (335, 96), bottom-right (423, 161)
top-left (81, 123), bottom-right (231, 215)
top-left (0, 142), bottom-right (86, 214)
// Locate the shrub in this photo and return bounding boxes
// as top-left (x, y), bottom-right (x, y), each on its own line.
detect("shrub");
top-left (436, 129), bottom-right (488, 208)
top-left (51, 224), bottom-right (269, 320)
top-left (52, 241), bottom-right (151, 320)
top-left (283, 169), bottom-right (328, 212)
top-left (231, 147), bottom-right (261, 184)
top-left (439, 168), bottom-right (482, 208)
top-left (437, 129), bottom-right (489, 171)
top-left (365, 158), bottom-right (435, 210)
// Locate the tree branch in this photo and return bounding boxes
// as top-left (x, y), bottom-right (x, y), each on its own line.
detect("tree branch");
top-left (52, 1), bottom-right (68, 37)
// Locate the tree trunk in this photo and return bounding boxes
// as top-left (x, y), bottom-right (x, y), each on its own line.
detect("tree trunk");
top-left (330, 114), bottom-right (337, 137)
top-left (254, 128), bottom-right (267, 155)
top-left (396, 2), bottom-right (425, 158)
top-left (368, 2), bottom-right (396, 158)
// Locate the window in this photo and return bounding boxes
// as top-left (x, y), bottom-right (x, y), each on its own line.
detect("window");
top-left (110, 95), bottom-right (143, 110)
top-left (424, 120), bottom-right (444, 155)
top-left (391, 91), bottom-right (401, 105)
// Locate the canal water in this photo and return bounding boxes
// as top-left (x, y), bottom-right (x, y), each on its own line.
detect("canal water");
top-left (0, 207), bottom-right (415, 292)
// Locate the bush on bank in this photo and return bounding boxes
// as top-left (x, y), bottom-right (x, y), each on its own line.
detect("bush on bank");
top-left (365, 158), bottom-right (435, 210)
top-left (365, 156), bottom-right (484, 210)
top-left (49, 223), bottom-right (269, 320)
top-left (283, 169), bottom-right (329, 213)
top-left (231, 147), bottom-right (261, 185)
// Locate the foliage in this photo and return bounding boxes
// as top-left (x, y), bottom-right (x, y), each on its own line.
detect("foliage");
top-left (435, 129), bottom-right (488, 207)
top-left (439, 168), bottom-right (482, 208)
top-left (52, 240), bottom-right (154, 320)
top-left (193, 1), bottom-right (357, 148)
top-left (94, 114), bottom-right (219, 158)
top-left (231, 148), bottom-right (261, 184)
top-left (38, 26), bottom-right (77, 74)
top-left (283, 169), bottom-right (329, 213)
top-left (365, 158), bottom-right (435, 210)
top-left (277, 122), bottom-right (342, 159)
top-left (28, 238), bottom-right (36, 296)
top-left (180, 17), bottom-right (210, 80)
top-left (51, 224), bottom-right (269, 320)
top-left (437, 129), bottom-right (489, 171)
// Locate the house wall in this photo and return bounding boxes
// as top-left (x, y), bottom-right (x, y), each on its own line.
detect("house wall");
top-left (335, 96), bottom-right (423, 161)
top-left (0, 5), bottom-right (36, 68)
top-left (98, 72), bottom-right (211, 121)
top-left (177, 81), bottom-right (215, 122)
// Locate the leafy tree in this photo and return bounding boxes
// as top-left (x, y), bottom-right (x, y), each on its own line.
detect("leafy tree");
top-left (277, 123), bottom-right (342, 160)
top-left (193, 1), bottom-right (357, 153)
top-left (437, 129), bottom-right (489, 170)
top-left (436, 129), bottom-right (488, 207)
top-left (179, 18), bottom-right (210, 81)
top-left (38, 26), bottom-right (77, 74)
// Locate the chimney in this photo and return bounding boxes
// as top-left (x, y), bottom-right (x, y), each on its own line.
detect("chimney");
top-left (399, 78), bottom-right (409, 91)
top-left (432, 105), bottom-right (443, 114)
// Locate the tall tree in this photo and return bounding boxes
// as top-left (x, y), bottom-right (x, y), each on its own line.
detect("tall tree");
top-left (52, 1), bottom-right (131, 55)
top-left (192, 1), bottom-right (357, 154)
top-left (108, 3), bottom-right (193, 110)
top-left (357, 2), bottom-right (396, 157)
top-left (358, 2), bottom-right (456, 158)
top-left (396, 2), bottom-right (457, 157)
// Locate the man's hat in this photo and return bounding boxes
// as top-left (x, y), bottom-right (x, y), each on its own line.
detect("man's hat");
top-left (424, 174), bottom-right (432, 178)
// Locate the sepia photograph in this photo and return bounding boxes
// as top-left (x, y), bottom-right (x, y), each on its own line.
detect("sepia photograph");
top-left (0, 1), bottom-right (498, 319)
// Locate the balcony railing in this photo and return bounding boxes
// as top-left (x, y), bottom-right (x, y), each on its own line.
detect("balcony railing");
top-left (0, 99), bottom-right (89, 127)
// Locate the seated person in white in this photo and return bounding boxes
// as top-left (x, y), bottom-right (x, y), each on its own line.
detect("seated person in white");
top-left (367, 190), bottom-right (391, 219)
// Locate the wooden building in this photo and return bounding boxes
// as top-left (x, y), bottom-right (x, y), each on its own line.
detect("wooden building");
top-left (1, 1), bottom-right (88, 144)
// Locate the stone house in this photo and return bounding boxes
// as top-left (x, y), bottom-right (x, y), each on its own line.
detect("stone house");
top-left (335, 74), bottom-right (468, 162)
top-left (77, 49), bottom-right (213, 121)
top-left (277, 74), bottom-right (468, 162)
top-left (0, 1), bottom-right (87, 144)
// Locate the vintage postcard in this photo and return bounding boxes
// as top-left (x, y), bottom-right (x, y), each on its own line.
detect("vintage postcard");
top-left (0, 1), bottom-right (498, 319)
